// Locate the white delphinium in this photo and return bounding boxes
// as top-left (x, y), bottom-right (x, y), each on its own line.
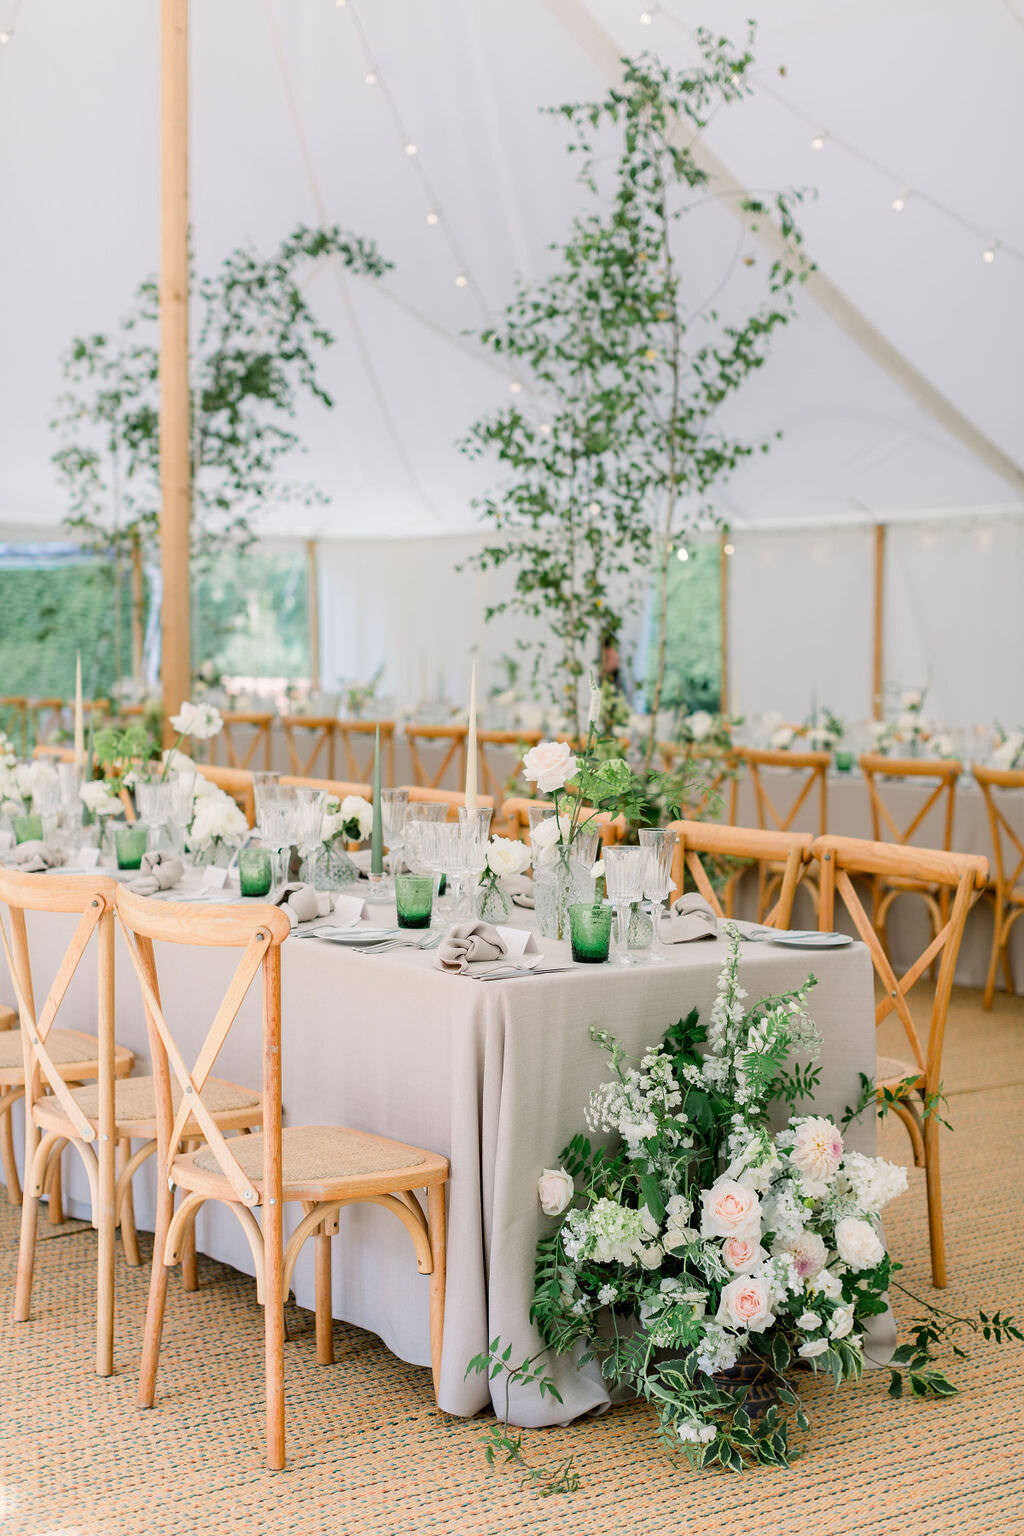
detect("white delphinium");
top-left (586, 1044), bottom-right (684, 1159)
top-left (695, 1322), bottom-right (740, 1377)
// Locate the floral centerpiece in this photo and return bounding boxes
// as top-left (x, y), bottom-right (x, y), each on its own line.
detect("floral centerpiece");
top-left (187, 790), bottom-right (248, 866)
top-left (305, 793), bottom-right (373, 889)
top-left (163, 699), bottom-right (224, 778)
top-left (477, 835), bottom-right (532, 923)
top-left (804, 708), bottom-right (844, 753)
top-left (677, 711), bottom-right (740, 753)
top-left (470, 930), bottom-right (1020, 1483)
top-left (992, 726), bottom-right (1024, 771)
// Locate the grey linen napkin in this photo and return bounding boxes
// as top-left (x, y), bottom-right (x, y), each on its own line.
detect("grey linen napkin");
top-left (661, 892), bottom-right (720, 944)
top-left (12, 840), bottom-right (67, 873)
top-left (127, 851), bottom-right (184, 896)
top-left (274, 881), bottom-right (332, 927)
top-left (504, 873), bottom-right (534, 910)
top-left (436, 921), bottom-right (508, 974)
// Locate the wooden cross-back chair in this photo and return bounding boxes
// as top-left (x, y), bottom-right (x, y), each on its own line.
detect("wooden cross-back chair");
top-left (0, 695), bottom-right (29, 756)
top-left (0, 871), bottom-right (137, 1376)
top-left (397, 785), bottom-right (495, 823)
top-left (972, 764), bottom-right (1024, 1009)
top-left (476, 729), bottom-right (543, 803)
top-left (115, 888), bottom-right (449, 1470)
top-left (736, 747), bottom-right (830, 921)
top-left (28, 697), bottom-right (67, 747)
top-left (814, 835), bottom-right (987, 1288)
top-left (498, 796), bottom-right (626, 848)
top-left (214, 710), bottom-right (275, 772)
top-left (32, 743), bottom-right (77, 764)
top-left (196, 765), bottom-right (256, 827)
top-left (279, 714), bottom-right (336, 779)
top-left (667, 820), bottom-right (812, 929)
top-left (336, 719), bottom-right (396, 785)
top-left (859, 754), bottom-right (964, 957)
top-left (280, 774), bottom-right (373, 802)
top-left (670, 746), bottom-right (739, 825)
top-left (405, 724), bottom-right (468, 790)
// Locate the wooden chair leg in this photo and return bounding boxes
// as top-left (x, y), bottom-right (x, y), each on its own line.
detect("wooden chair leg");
top-left (118, 1138), bottom-right (141, 1267)
top-left (46, 1145), bottom-right (64, 1225)
top-left (1, 1100), bottom-right (21, 1205)
top-left (1002, 930), bottom-right (1015, 998)
top-left (138, 1179), bottom-right (174, 1408)
top-left (180, 1138), bottom-right (198, 1292)
top-left (13, 1169), bottom-right (41, 1322)
top-left (315, 1227), bottom-right (334, 1366)
top-left (983, 904), bottom-right (1003, 1010)
top-left (427, 1183), bottom-right (447, 1404)
top-left (923, 1113), bottom-right (947, 1290)
top-left (96, 1121), bottom-right (118, 1377)
top-left (265, 1218), bottom-right (286, 1470)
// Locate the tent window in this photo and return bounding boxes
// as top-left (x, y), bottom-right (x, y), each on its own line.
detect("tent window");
top-left (647, 539), bottom-right (722, 714)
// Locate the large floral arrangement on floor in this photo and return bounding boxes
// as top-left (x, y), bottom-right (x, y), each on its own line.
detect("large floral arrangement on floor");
top-left (524, 930), bottom-right (956, 1471)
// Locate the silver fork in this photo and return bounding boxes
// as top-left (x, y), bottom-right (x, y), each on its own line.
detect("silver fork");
top-left (355, 931), bottom-right (442, 955)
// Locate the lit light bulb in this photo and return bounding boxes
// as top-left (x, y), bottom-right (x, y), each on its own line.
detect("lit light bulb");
top-left (983, 243), bottom-right (997, 264)
top-left (0, 29), bottom-right (11, 43)
top-left (509, 381), bottom-right (522, 395)
top-left (810, 132), bottom-right (826, 151)
top-left (454, 272), bottom-right (468, 288)
top-left (364, 69), bottom-right (378, 85)
top-left (587, 502), bottom-right (601, 516)
top-left (425, 210), bottom-right (439, 226)
top-left (723, 542), bottom-right (735, 556)
top-left (640, 7), bottom-right (654, 22)
top-left (405, 141), bottom-right (418, 156)
top-left (891, 188), bottom-right (911, 213)
top-left (335, 0), bottom-right (346, 7)
top-left (538, 423), bottom-right (551, 436)
top-left (676, 547), bottom-right (690, 563)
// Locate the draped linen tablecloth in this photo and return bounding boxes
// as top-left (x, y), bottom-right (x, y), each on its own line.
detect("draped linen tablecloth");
top-left (0, 912), bottom-right (877, 1425)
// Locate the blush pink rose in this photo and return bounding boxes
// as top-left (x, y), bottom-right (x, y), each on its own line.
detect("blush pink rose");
top-left (522, 740), bottom-right (579, 794)
top-left (701, 1179), bottom-right (762, 1242)
top-left (722, 1236), bottom-right (762, 1273)
top-left (716, 1276), bottom-right (775, 1333)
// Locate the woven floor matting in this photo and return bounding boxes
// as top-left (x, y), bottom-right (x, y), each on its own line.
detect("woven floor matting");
top-left (1, 987), bottom-right (1023, 1535)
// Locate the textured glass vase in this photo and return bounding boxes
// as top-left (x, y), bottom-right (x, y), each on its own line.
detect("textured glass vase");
top-left (534, 850), bottom-right (594, 941)
top-left (477, 878), bottom-right (512, 924)
top-left (302, 841), bottom-right (359, 891)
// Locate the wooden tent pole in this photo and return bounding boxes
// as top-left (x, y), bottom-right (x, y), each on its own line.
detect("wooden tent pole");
top-left (872, 523), bottom-right (885, 719)
top-left (306, 538), bottom-right (321, 691)
top-left (130, 533), bottom-right (145, 683)
top-left (159, 0), bottom-right (191, 739)
top-left (719, 530), bottom-right (730, 715)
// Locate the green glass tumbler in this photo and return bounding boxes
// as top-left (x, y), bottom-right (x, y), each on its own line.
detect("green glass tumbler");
top-left (13, 813), bottom-right (43, 844)
top-left (834, 750), bottom-right (853, 773)
top-left (115, 824), bottom-right (148, 870)
top-left (239, 846), bottom-right (273, 897)
top-left (569, 902), bottom-right (613, 963)
top-left (395, 873), bottom-right (434, 929)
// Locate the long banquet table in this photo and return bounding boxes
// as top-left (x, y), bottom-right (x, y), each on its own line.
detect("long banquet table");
top-left (0, 901), bottom-right (879, 1426)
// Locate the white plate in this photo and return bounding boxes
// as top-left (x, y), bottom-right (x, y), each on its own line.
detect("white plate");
top-left (300, 926), bottom-right (399, 944)
top-left (771, 931), bottom-right (853, 949)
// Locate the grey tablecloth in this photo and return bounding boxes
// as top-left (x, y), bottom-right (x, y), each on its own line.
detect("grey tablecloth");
top-left (0, 911), bottom-right (876, 1425)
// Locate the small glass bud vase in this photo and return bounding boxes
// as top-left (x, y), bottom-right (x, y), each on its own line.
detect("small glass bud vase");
top-left (302, 840), bottom-right (359, 891)
top-left (477, 877), bottom-right (512, 925)
top-left (13, 812), bottom-right (43, 844)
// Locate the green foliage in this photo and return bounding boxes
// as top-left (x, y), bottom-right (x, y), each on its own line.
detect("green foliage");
top-left (654, 541), bottom-right (723, 713)
top-left (465, 1343), bottom-right (579, 1496)
top-left (0, 559), bottom-right (132, 714)
top-left (462, 36), bottom-right (808, 743)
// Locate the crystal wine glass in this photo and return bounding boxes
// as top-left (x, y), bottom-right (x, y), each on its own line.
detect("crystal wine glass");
top-left (638, 827), bottom-right (677, 963)
top-left (381, 789), bottom-right (411, 883)
top-left (602, 845), bottom-right (648, 967)
top-left (256, 784), bottom-right (297, 887)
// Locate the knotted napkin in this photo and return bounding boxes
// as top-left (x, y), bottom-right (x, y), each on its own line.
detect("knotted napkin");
top-left (436, 920), bottom-right (508, 974)
top-left (274, 881), bottom-right (333, 927)
top-left (661, 892), bottom-right (720, 944)
top-left (504, 874), bottom-right (534, 909)
top-left (127, 851), bottom-right (184, 896)
top-left (11, 840), bottom-right (67, 873)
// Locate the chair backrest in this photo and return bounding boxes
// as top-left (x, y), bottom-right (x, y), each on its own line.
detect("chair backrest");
top-left (404, 724), bottom-right (467, 790)
top-left (812, 835), bottom-right (987, 1092)
top-left (398, 785), bottom-right (495, 823)
top-left (336, 719), bottom-right (396, 786)
top-left (0, 870), bottom-right (119, 1142)
top-left (667, 819), bottom-right (812, 927)
top-left (499, 795), bottom-right (626, 848)
top-left (197, 765), bottom-right (256, 826)
top-left (32, 743), bottom-right (77, 763)
top-left (280, 774), bottom-right (373, 802)
top-left (972, 764), bottom-right (1024, 895)
top-left (214, 710), bottom-right (275, 772)
top-left (280, 714), bottom-right (337, 780)
top-left (736, 746), bottom-right (830, 837)
top-left (476, 729), bottom-right (543, 802)
top-left (859, 754), bottom-right (962, 853)
top-left (115, 888), bottom-right (291, 1211)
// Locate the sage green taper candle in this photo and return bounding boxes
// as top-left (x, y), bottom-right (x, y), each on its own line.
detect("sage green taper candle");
top-left (370, 725), bottom-right (384, 874)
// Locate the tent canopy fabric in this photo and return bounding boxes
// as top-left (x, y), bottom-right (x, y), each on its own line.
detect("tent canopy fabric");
top-left (1, 0), bottom-right (1021, 543)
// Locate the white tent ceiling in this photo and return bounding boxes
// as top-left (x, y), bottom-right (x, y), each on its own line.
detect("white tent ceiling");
top-left (1, 0), bottom-right (1022, 542)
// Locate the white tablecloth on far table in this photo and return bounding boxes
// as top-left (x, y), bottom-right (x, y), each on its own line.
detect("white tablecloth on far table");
top-left (0, 907), bottom-right (877, 1426)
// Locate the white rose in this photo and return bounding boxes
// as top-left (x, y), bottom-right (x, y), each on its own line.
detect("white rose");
top-left (340, 795), bottom-right (374, 841)
top-left (721, 1236), bottom-right (763, 1273)
top-left (716, 1275), bottom-right (774, 1334)
top-left (522, 739), bottom-right (579, 794)
top-left (900, 689), bottom-right (923, 710)
top-left (993, 739), bottom-right (1020, 770)
top-left (169, 699), bottom-right (224, 740)
top-left (798, 1338), bottom-right (829, 1359)
top-left (530, 813), bottom-right (574, 867)
top-left (809, 1267), bottom-right (843, 1301)
top-left (789, 1116), bottom-right (844, 1197)
top-left (79, 780), bottom-right (122, 816)
top-left (930, 734), bottom-right (955, 760)
top-left (830, 1305), bottom-right (855, 1339)
top-left (486, 836), bottom-right (532, 879)
top-left (639, 1244), bottom-right (664, 1270)
top-left (701, 1179), bottom-right (762, 1242)
top-left (537, 1167), bottom-right (574, 1216)
top-left (686, 710), bottom-right (713, 741)
top-left (770, 726), bottom-right (795, 750)
top-left (835, 1216), bottom-right (885, 1271)
top-left (189, 792), bottom-right (247, 847)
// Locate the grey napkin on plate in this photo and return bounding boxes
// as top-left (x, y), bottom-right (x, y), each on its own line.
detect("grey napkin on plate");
top-left (436, 921), bottom-right (509, 974)
top-left (274, 882), bottom-right (333, 927)
top-left (11, 840), bottom-right (67, 873)
top-left (504, 873), bottom-right (534, 910)
top-left (127, 851), bottom-right (184, 896)
top-left (661, 892), bottom-right (720, 944)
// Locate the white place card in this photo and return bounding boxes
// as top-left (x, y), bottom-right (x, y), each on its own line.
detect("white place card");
top-left (0, 830), bottom-right (14, 852)
top-left (202, 865), bottom-right (229, 891)
top-left (496, 925), bottom-right (540, 958)
top-left (333, 892), bottom-right (370, 924)
top-left (75, 845), bottom-right (100, 869)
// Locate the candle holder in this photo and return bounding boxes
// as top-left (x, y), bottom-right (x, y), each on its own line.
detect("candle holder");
top-left (238, 846), bottom-right (273, 898)
top-left (366, 870), bottom-right (393, 904)
top-left (395, 873), bottom-right (434, 929)
top-left (115, 824), bottom-right (148, 871)
top-left (569, 902), bottom-right (613, 964)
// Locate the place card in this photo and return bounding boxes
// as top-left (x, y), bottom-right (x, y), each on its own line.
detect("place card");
top-left (495, 925), bottom-right (540, 958)
top-left (202, 865), bottom-right (229, 891)
top-left (0, 830), bottom-right (13, 852)
top-left (75, 845), bottom-right (100, 869)
top-left (333, 892), bottom-right (370, 924)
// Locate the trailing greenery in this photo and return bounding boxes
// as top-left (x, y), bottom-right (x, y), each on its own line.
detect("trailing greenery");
top-left (462, 34), bottom-right (808, 747)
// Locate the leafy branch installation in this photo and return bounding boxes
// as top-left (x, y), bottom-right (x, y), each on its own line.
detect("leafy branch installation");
top-left (50, 224), bottom-right (389, 678)
top-left (469, 930), bottom-right (1021, 1486)
top-left (462, 31), bottom-right (810, 749)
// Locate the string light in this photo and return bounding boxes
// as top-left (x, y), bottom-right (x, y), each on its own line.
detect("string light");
top-left (810, 132), bottom-right (826, 151)
top-left (404, 141), bottom-right (418, 157)
top-left (983, 243), bottom-right (997, 264)
top-left (640, 7), bottom-right (655, 22)
top-left (676, 547), bottom-right (690, 562)
top-left (454, 272), bottom-right (468, 288)
top-left (509, 381), bottom-right (522, 394)
top-left (364, 68), bottom-right (377, 85)
top-left (723, 542), bottom-right (735, 556)
top-left (891, 189), bottom-right (911, 213)
top-left (538, 423), bottom-right (552, 436)
top-left (425, 210), bottom-right (439, 226)
top-left (0, 30), bottom-right (11, 44)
